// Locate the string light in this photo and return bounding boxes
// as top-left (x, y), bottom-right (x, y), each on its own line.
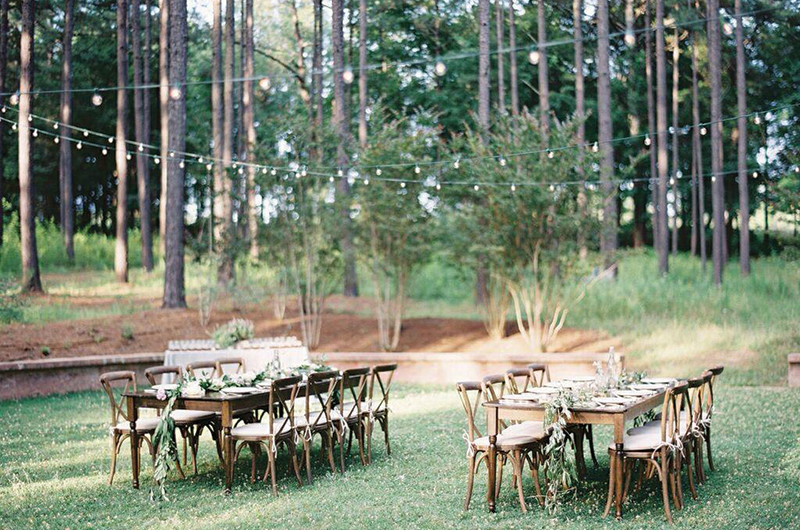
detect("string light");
top-left (528, 50), bottom-right (540, 65)
top-left (644, 136), bottom-right (651, 146)
top-left (83, 130), bottom-right (89, 137)
top-left (126, 153), bottom-right (132, 160)
top-left (592, 142), bottom-right (599, 152)
top-left (400, 182), bottom-right (406, 188)
top-left (453, 159), bottom-right (460, 169)
top-left (414, 165), bottom-right (421, 174)
top-left (376, 168), bottom-right (382, 176)
top-left (54, 123), bottom-right (58, 130)
top-left (9, 91), bottom-right (18, 106)
top-left (342, 67), bottom-right (354, 84)
top-left (32, 129), bottom-right (38, 137)
top-left (499, 157), bottom-right (507, 166)
top-left (271, 168), bottom-right (277, 176)
top-left (207, 163), bottom-right (213, 170)
top-left (752, 171), bottom-right (758, 178)
top-left (154, 157), bottom-right (160, 165)
top-left (54, 135), bottom-right (59, 143)
top-left (180, 161), bottom-right (185, 169)
top-left (434, 61), bottom-right (447, 76)
top-left (169, 87), bottom-right (182, 100)
top-left (76, 141), bottom-right (82, 149)
top-left (473, 184), bottom-right (479, 191)
top-left (138, 144), bottom-right (144, 152)
top-left (364, 177), bottom-right (370, 185)
top-left (329, 176), bottom-right (335, 182)
top-left (102, 148), bottom-right (108, 155)
top-left (436, 183), bottom-right (441, 190)
top-left (753, 115), bottom-right (761, 124)
top-left (700, 127), bottom-right (707, 135)
top-left (258, 77), bottom-right (271, 90)
top-left (547, 149), bottom-right (554, 159)
top-left (510, 183), bottom-right (516, 192)
top-left (624, 30), bottom-right (636, 47)
top-left (91, 92), bottom-right (103, 106)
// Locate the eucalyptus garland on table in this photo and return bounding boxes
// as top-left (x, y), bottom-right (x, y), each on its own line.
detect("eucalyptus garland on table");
top-left (150, 361), bottom-right (335, 500)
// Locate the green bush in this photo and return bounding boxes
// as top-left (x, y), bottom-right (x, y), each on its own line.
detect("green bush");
top-left (212, 318), bottom-right (254, 348)
top-left (0, 278), bottom-right (24, 323)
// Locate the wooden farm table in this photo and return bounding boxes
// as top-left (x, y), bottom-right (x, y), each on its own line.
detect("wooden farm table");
top-left (124, 378), bottom-right (348, 495)
top-left (482, 388), bottom-right (667, 519)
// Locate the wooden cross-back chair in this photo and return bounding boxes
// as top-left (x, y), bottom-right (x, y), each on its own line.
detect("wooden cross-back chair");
top-left (336, 367), bottom-right (371, 470)
top-left (216, 357), bottom-right (246, 376)
top-left (186, 361), bottom-right (219, 378)
top-left (702, 365), bottom-right (723, 473)
top-left (143, 365), bottom-right (219, 474)
top-left (230, 375), bottom-right (303, 494)
top-left (526, 363), bottom-right (550, 387)
top-left (99, 371), bottom-right (184, 485)
top-left (367, 364), bottom-right (397, 463)
top-left (295, 370), bottom-right (340, 484)
top-left (604, 381), bottom-right (688, 524)
top-left (504, 368), bottom-right (533, 394)
top-left (456, 381), bottom-right (545, 513)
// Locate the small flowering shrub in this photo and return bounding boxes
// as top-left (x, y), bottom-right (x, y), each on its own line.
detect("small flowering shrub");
top-left (212, 318), bottom-right (255, 348)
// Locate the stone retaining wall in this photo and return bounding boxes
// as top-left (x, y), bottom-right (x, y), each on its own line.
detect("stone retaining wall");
top-left (789, 354), bottom-right (800, 387)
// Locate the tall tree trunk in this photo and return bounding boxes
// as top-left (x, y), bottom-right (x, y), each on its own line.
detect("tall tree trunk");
top-left (508, 0), bottom-right (519, 117)
top-left (537, 0), bottom-right (549, 139)
top-left (18, 0), bottom-right (42, 292)
top-left (0, 0), bottom-right (6, 247)
top-left (158, 0), bottom-right (169, 251)
top-left (212, 0), bottom-right (223, 255)
top-left (163, 0), bottom-right (187, 307)
top-left (671, 28), bottom-right (679, 255)
top-left (655, 0), bottom-right (669, 274)
top-left (475, 0), bottom-right (491, 304)
top-left (495, 0), bottom-right (505, 114)
top-left (132, 0), bottom-right (153, 271)
top-left (734, 0), bottom-right (750, 275)
top-left (627, 1), bottom-right (645, 248)
top-left (218, 0), bottom-right (236, 285)
top-left (645, 0), bottom-right (659, 251)
top-left (243, 0), bottom-right (258, 258)
top-left (59, 0), bottom-right (75, 260)
top-left (115, 0), bottom-right (129, 283)
top-left (708, 0), bottom-right (725, 285)
top-left (357, 0), bottom-right (367, 147)
top-left (597, 0), bottom-right (616, 274)
top-left (332, 0), bottom-right (358, 297)
top-left (693, 1), bottom-right (706, 269)
top-left (573, 0), bottom-right (587, 258)
top-left (143, 0), bottom-right (152, 260)
top-left (312, 0), bottom-right (323, 150)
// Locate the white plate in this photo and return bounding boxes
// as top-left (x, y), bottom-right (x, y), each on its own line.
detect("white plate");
top-left (220, 386), bottom-right (260, 394)
top-left (641, 377), bottom-right (675, 384)
top-left (529, 386), bottom-right (559, 394)
top-left (503, 393), bottom-right (539, 401)
top-left (566, 376), bottom-right (595, 382)
top-left (255, 381), bottom-right (272, 389)
top-left (543, 381), bottom-right (564, 388)
top-left (614, 389), bottom-right (653, 397)
top-left (631, 383), bottom-right (666, 391)
top-left (152, 383), bottom-right (178, 391)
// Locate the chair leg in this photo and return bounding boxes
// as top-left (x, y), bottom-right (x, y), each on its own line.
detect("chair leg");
top-left (603, 452), bottom-right (616, 518)
top-left (463, 454), bottom-right (477, 511)
top-left (325, 431), bottom-right (337, 473)
top-left (530, 452), bottom-right (544, 507)
top-left (383, 415), bottom-right (391, 456)
top-left (705, 427), bottom-right (715, 472)
top-left (660, 451), bottom-right (674, 523)
top-left (290, 440), bottom-right (303, 487)
top-left (587, 425), bottom-right (599, 468)
top-left (337, 428), bottom-right (346, 473)
top-left (685, 443), bottom-right (698, 500)
top-left (304, 438), bottom-right (313, 485)
top-left (695, 437), bottom-right (706, 484)
top-left (356, 420), bottom-right (367, 466)
top-left (108, 433), bottom-right (121, 486)
top-left (366, 417), bottom-right (373, 464)
top-left (511, 450), bottom-right (527, 513)
top-left (573, 427), bottom-right (586, 479)
top-left (495, 454), bottom-right (505, 500)
top-left (622, 460), bottom-right (635, 504)
top-left (265, 442), bottom-right (278, 495)
top-left (182, 431), bottom-right (188, 466)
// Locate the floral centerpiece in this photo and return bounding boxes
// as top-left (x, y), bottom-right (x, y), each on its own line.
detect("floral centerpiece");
top-left (211, 318), bottom-right (255, 349)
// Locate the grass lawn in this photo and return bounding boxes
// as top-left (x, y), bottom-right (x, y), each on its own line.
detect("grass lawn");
top-left (2, 384), bottom-right (799, 529)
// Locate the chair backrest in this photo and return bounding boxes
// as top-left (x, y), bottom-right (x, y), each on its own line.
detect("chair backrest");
top-left (145, 365), bottom-right (182, 386)
top-left (99, 371), bottom-right (137, 427)
top-left (683, 377), bottom-right (704, 437)
top-left (216, 357), bottom-right (246, 376)
top-left (700, 370), bottom-right (715, 419)
top-left (304, 370), bottom-right (340, 430)
top-left (504, 368), bottom-right (531, 394)
top-left (656, 381), bottom-right (688, 444)
top-left (706, 365), bottom-right (724, 401)
top-left (456, 381), bottom-right (483, 443)
top-left (186, 361), bottom-right (218, 378)
top-left (369, 364), bottom-right (397, 414)
top-left (339, 367), bottom-right (370, 419)
top-left (481, 374), bottom-right (506, 402)
top-left (527, 363), bottom-right (550, 387)
top-left (267, 375), bottom-right (301, 435)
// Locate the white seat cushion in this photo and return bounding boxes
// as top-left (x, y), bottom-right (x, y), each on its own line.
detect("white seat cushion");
top-left (115, 417), bottom-right (160, 433)
top-left (607, 431), bottom-right (667, 452)
top-left (170, 410), bottom-right (216, 423)
top-left (231, 420), bottom-right (291, 439)
top-left (503, 421), bottom-right (547, 439)
top-left (471, 431), bottom-right (543, 451)
top-left (294, 411), bottom-right (330, 428)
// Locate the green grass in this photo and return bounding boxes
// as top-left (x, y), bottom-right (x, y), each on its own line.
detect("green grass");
top-left (1, 384), bottom-right (799, 529)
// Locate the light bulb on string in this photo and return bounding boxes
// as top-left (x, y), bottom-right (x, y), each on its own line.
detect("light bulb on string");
top-left (342, 67), bottom-right (354, 84)
top-left (644, 136), bottom-right (651, 146)
top-left (376, 168), bottom-right (382, 176)
top-left (238, 167), bottom-right (244, 175)
top-left (108, 136), bottom-right (114, 143)
top-left (453, 159), bottom-right (460, 169)
top-left (169, 86), bottom-right (182, 100)
top-left (434, 61), bottom-right (447, 77)
top-left (11, 122), bottom-right (16, 131)
top-left (77, 141), bottom-right (83, 150)
top-left (499, 157), bottom-right (506, 167)
top-left (752, 171), bottom-right (758, 178)
top-left (54, 135), bottom-right (59, 143)
top-left (700, 127), bottom-right (707, 136)
top-left (436, 183), bottom-right (441, 190)
top-left (207, 163), bottom-right (213, 171)
top-left (337, 168), bottom-right (343, 177)
top-left (624, 30), bottom-right (636, 47)
top-left (329, 176), bottom-right (335, 183)
top-left (364, 178), bottom-right (369, 185)
top-left (473, 184), bottom-right (479, 191)
top-left (261, 167), bottom-right (267, 174)
top-left (198, 157), bottom-right (204, 164)
top-left (54, 123), bottom-right (58, 130)
top-left (301, 168), bottom-right (307, 177)
top-left (83, 130), bottom-right (89, 137)
top-left (27, 114), bottom-right (32, 122)
top-left (154, 157), bottom-right (160, 165)
top-left (549, 184), bottom-right (555, 191)
top-left (510, 184), bottom-right (516, 192)
top-left (400, 182), bottom-right (406, 188)
top-left (32, 129), bottom-right (38, 137)
top-left (271, 168), bottom-right (277, 176)
top-left (669, 177), bottom-right (674, 186)
top-left (91, 91), bottom-right (103, 106)
top-left (0, 106), bottom-right (5, 113)
top-left (528, 50), bottom-right (540, 65)
top-left (169, 151), bottom-right (175, 157)
top-left (592, 142), bottom-right (599, 152)
top-left (547, 149), bottom-right (554, 159)
top-left (180, 161), bottom-right (185, 169)
top-left (138, 144), bottom-right (144, 152)
top-left (126, 153), bottom-right (132, 160)
top-left (9, 91), bottom-right (19, 106)
top-left (414, 165), bottom-right (421, 174)
top-left (753, 115), bottom-right (761, 125)
top-left (102, 148), bottom-right (108, 155)
top-left (258, 77), bottom-right (271, 91)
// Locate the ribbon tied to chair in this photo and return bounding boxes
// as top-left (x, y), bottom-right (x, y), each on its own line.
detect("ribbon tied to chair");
top-left (650, 435), bottom-right (683, 461)
top-left (462, 431), bottom-right (477, 458)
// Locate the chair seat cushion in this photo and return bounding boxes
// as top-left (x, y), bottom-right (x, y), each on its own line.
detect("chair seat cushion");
top-left (170, 410), bottom-right (216, 424)
top-left (503, 421), bottom-right (547, 438)
top-left (608, 431), bottom-right (668, 452)
top-left (294, 411), bottom-right (330, 429)
top-left (115, 417), bottom-right (160, 433)
top-left (471, 431), bottom-right (543, 451)
top-left (231, 420), bottom-right (291, 439)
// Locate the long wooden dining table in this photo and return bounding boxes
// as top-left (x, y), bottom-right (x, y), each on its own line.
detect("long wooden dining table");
top-left (124, 377), bottom-right (351, 495)
top-left (482, 388), bottom-right (667, 519)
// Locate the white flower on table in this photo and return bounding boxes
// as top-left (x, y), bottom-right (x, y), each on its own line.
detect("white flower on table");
top-left (183, 380), bottom-right (205, 398)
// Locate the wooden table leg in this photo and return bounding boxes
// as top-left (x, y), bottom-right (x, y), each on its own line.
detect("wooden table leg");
top-left (613, 415), bottom-right (625, 520)
top-left (223, 402), bottom-right (233, 495)
top-left (128, 395), bottom-right (140, 489)
top-left (486, 406), bottom-right (499, 513)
